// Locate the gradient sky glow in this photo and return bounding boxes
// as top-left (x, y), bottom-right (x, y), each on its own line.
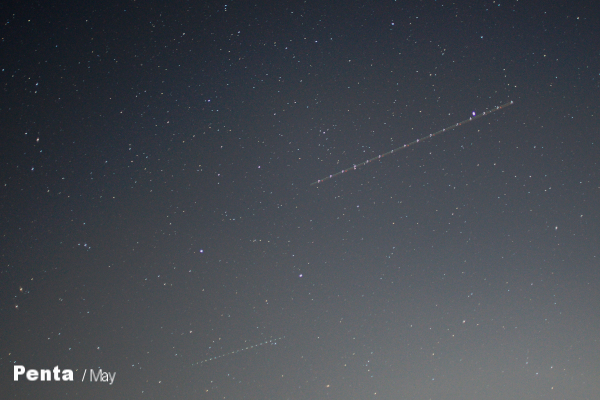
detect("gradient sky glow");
top-left (2, 1), bottom-right (599, 399)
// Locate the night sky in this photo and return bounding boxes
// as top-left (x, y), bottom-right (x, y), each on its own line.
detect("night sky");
top-left (2, 1), bottom-right (599, 399)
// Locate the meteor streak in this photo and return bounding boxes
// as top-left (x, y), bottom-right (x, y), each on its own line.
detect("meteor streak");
top-left (311, 101), bottom-right (514, 186)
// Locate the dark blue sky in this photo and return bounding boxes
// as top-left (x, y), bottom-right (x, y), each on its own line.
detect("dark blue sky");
top-left (2, 1), bottom-right (599, 399)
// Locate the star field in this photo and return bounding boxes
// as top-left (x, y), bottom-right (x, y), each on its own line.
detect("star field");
top-left (1, 1), bottom-right (599, 399)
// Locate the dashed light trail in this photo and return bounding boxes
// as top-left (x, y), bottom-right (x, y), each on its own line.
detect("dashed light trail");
top-left (196, 337), bottom-right (284, 365)
top-left (311, 101), bottom-right (514, 186)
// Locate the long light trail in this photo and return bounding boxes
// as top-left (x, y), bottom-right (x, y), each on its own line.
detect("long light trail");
top-left (310, 101), bottom-right (514, 186)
